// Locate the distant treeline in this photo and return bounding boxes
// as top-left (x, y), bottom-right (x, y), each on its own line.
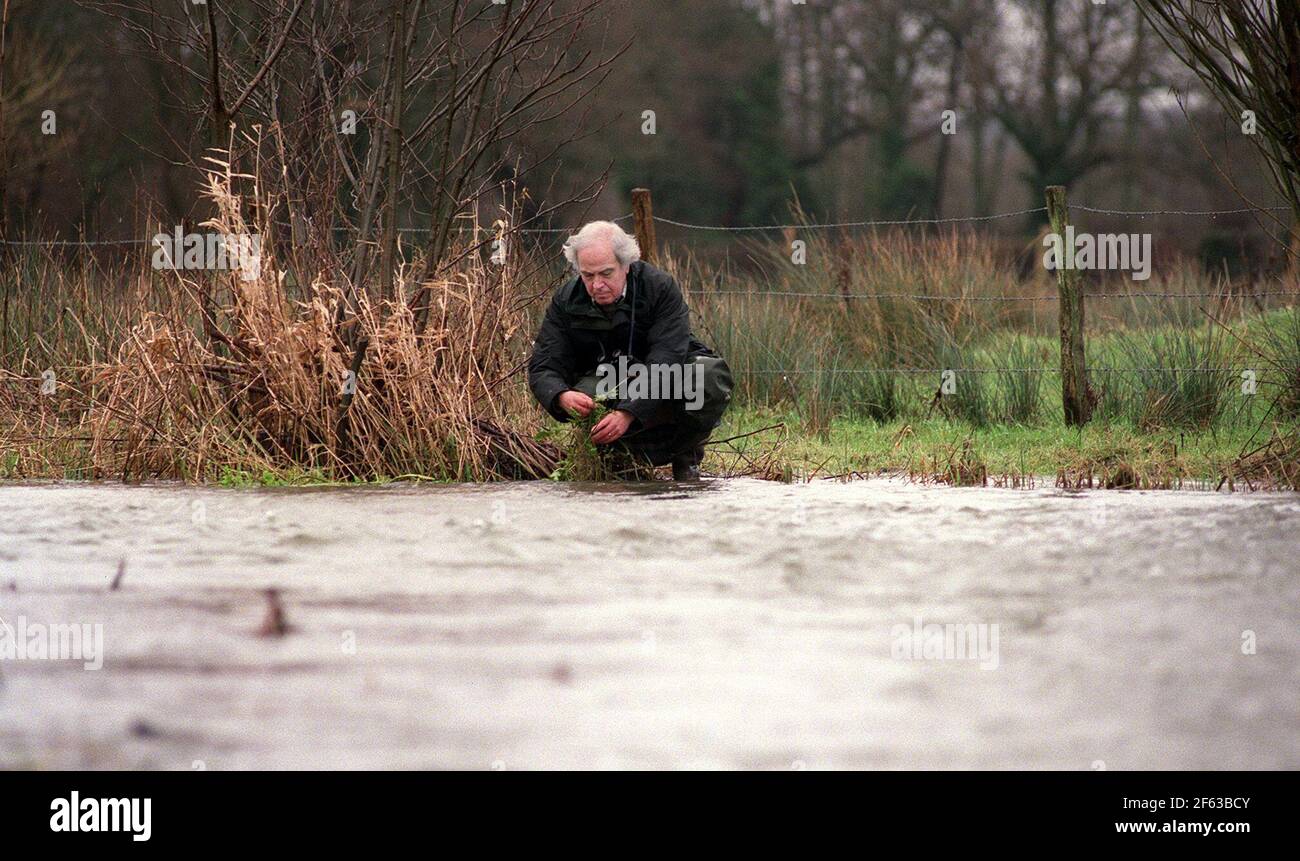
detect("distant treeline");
top-left (0, 0), bottom-right (1289, 262)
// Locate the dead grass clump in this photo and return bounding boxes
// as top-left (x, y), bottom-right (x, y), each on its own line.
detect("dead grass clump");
top-left (1218, 428), bottom-right (1300, 491)
top-left (908, 438), bottom-right (988, 486)
top-left (1055, 446), bottom-right (1187, 490)
top-left (704, 421), bottom-right (795, 481)
top-left (68, 159), bottom-right (557, 482)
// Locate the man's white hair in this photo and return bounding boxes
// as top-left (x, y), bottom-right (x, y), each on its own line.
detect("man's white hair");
top-left (562, 220), bottom-right (641, 271)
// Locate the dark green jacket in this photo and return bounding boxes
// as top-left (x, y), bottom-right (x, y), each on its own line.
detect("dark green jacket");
top-left (528, 260), bottom-right (714, 423)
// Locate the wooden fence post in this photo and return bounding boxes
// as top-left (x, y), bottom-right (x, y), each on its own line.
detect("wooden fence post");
top-left (1045, 185), bottom-right (1092, 426)
top-left (631, 187), bottom-right (657, 266)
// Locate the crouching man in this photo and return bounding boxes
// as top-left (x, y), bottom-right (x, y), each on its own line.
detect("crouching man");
top-left (528, 220), bottom-right (732, 481)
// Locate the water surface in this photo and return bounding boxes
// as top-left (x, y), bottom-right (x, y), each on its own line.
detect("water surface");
top-left (1, 479), bottom-right (1296, 769)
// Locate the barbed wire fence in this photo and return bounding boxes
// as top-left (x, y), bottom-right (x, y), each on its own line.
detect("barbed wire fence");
top-left (2, 185), bottom-right (1297, 420)
top-left (625, 187), bottom-right (1298, 424)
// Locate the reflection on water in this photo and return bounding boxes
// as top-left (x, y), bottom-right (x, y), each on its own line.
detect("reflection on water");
top-left (0, 479), bottom-right (1297, 769)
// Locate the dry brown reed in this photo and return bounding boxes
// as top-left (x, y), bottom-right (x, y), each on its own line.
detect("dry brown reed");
top-left (3, 159), bottom-right (558, 482)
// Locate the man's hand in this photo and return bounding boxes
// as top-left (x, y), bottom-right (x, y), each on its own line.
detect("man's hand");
top-left (557, 390), bottom-right (595, 418)
top-left (590, 409), bottom-right (634, 445)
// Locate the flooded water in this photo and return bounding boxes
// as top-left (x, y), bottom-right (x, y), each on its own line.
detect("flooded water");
top-left (0, 479), bottom-right (1296, 770)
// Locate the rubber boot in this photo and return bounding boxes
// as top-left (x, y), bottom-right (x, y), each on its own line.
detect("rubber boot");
top-left (671, 444), bottom-right (704, 482)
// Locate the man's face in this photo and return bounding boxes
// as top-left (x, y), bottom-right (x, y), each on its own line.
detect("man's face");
top-left (577, 242), bottom-right (628, 306)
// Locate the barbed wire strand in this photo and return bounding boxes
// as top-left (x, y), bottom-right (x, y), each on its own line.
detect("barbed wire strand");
top-left (742, 367), bottom-right (1261, 375)
top-left (654, 207), bottom-right (1047, 231)
top-left (4, 201), bottom-right (1295, 246)
top-left (1, 367), bottom-right (1281, 389)
top-left (0, 215), bottom-right (637, 247)
top-left (1069, 204), bottom-right (1291, 217)
top-left (0, 237), bottom-right (154, 247)
top-left (694, 290), bottom-right (1298, 301)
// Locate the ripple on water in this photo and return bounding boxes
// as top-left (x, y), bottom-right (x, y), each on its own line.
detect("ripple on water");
top-left (273, 532), bottom-right (333, 548)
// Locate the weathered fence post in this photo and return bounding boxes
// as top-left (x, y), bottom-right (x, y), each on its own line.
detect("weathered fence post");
top-left (631, 187), bottom-right (657, 266)
top-left (1045, 185), bottom-right (1092, 426)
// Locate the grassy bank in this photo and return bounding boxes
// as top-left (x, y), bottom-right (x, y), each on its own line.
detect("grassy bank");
top-left (674, 227), bottom-right (1300, 489)
top-left (709, 407), bottom-right (1296, 489)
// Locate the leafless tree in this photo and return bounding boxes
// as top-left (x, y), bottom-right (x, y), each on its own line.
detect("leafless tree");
top-left (1136, 0), bottom-right (1300, 252)
top-left (980, 0), bottom-right (1152, 214)
top-left (927, 0), bottom-right (994, 217)
top-left (79, 0), bottom-right (626, 339)
top-left (0, 0), bottom-right (79, 237)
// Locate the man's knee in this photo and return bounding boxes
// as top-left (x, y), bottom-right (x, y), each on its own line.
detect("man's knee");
top-left (680, 355), bottom-right (733, 433)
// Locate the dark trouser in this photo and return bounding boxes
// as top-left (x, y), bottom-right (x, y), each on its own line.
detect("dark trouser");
top-left (575, 355), bottom-right (733, 467)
